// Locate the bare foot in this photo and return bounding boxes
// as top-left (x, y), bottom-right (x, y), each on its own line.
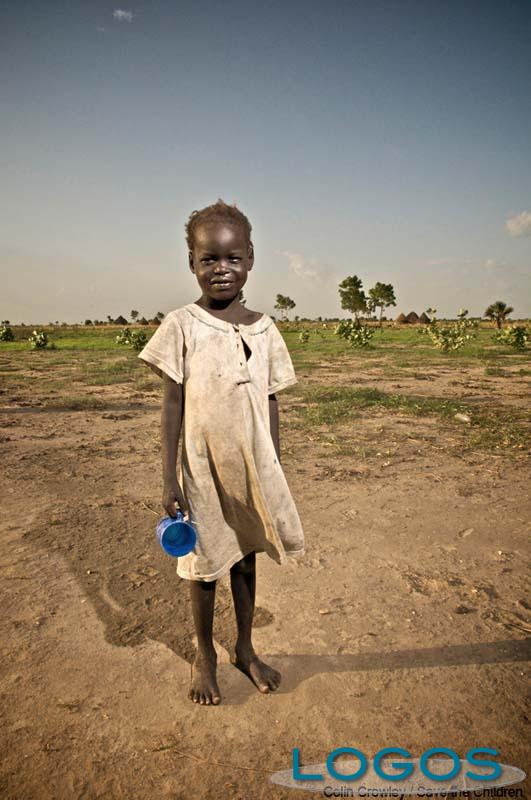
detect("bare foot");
top-left (230, 646), bottom-right (281, 693)
top-left (189, 651), bottom-right (221, 705)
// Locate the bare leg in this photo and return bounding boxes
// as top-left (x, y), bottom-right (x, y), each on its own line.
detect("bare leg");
top-left (188, 579), bottom-right (221, 705)
top-left (229, 552), bottom-right (281, 693)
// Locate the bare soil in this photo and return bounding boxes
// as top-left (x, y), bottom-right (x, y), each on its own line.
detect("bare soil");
top-left (1, 357), bottom-right (530, 799)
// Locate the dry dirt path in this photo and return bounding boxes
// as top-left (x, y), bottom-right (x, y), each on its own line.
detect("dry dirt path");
top-left (0, 401), bottom-right (530, 799)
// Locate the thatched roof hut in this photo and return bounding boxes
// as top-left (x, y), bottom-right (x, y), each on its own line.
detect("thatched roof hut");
top-left (419, 312), bottom-right (431, 324)
top-left (395, 312), bottom-right (408, 324)
top-left (406, 311), bottom-right (420, 324)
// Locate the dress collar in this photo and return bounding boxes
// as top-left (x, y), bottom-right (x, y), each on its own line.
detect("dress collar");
top-left (184, 303), bottom-right (273, 335)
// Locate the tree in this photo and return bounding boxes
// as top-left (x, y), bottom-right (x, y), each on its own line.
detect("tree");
top-left (274, 294), bottom-right (296, 320)
top-left (367, 282), bottom-right (396, 328)
top-left (84, 319), bottom-right (93, 326)
top-left (139, 316), bottom-right (149, 325)
top-left (484, 300), bottom-right (514, 330)
top-left (107, 315), bottom-right (113, 324)
top-left (115, 315), bottom-right (128, 326)
top-left (156, 311), bottom-right (165, 321)
top-left (338, 275), bottom-right (367, 323)
top-left (131, 310), bottom-right (139, 322)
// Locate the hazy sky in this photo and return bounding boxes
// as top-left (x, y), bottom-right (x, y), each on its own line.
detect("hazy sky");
top-left (2, 0), bottom-right (530, 323)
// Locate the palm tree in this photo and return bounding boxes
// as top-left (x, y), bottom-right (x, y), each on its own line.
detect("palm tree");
top-left (484, 301), bottom-right (514, 330)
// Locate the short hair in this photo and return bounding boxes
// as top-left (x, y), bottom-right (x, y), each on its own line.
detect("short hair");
top-left (185, 198), bottom-right (253, 251)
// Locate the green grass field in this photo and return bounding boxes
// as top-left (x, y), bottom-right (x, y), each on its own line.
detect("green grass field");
top-left (1, 322), bottom-right (529, 454)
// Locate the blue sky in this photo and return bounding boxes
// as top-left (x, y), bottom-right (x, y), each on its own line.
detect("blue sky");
top-left (2, 0), bottom-right (530, 322)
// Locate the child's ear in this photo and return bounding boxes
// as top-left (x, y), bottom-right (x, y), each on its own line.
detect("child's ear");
top-left (188, 250), bottom-right (195, 272)
top-left (248, 242), bottom-right (254, 264)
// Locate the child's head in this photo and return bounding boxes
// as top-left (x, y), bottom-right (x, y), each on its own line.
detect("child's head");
top-left (186, 199), bottom-right (255, 303)
top-left (185, 198), bottom-right (252, 252)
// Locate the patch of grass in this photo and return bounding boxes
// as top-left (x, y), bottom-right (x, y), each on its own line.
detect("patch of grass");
top-left (484, 366), bottom-right (510, 377)
top-left (290, 358), bottom-right (319, 372)
top-left (293, 385), bottom-right (530, 453)
top-left (296, 386), bottom-right (471, 426)
top-left (466, 407), bottom-right (529, 451)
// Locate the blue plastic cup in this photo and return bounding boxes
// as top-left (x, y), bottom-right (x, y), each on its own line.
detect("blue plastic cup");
top-left (156, 511), bottom-right (197, 557)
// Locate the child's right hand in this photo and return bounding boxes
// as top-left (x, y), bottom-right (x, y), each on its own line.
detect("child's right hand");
top-left (162, 480), bottom-right (188, 518)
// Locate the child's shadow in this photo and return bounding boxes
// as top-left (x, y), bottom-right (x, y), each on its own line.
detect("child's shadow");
top-left (28, 504), bottom-right (275, 668)
top-left (26, 508), bottom-right (530, 706)
top-left (221, 638), bottom-right (530, 705)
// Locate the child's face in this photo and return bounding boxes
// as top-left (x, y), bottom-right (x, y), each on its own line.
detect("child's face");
top-left (189, 221), bottom-right (254, 303)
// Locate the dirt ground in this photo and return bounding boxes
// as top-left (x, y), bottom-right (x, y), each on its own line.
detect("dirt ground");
top-left (1, 356), bottom-right (530, 799)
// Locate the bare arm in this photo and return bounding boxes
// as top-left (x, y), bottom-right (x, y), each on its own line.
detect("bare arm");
top-left (161, 373), bottom-right (188, 516)
top-left (268, 393), bottom-right (281, 464)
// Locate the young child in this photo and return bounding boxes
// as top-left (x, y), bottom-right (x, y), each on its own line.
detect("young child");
top-left (138, 199), bottom-right (305, 705)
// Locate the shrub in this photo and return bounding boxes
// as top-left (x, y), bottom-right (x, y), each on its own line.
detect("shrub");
top-left (298, 330), bottom-right (310, 343)
top-left (132, 330), bottom-right (148, 350)
top-left (116, 327), bottom-right (148, 351)
top-left (494, 325), bottom-right (529, 351)
top-left (334, 319), bottom-right (374, 348)
top-left (419, 308), bottom-right (478, 352)
top-left (28, 330), bottom-right (49, 349)
top-left (0, 325), bottom-right (14, 342)
top-left (116, 327), bottom-right (132, 345)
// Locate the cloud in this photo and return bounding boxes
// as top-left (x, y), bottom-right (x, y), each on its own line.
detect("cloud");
top-left (280, 250), bottom-right (319, 279)
top-left (505, 211), bottom-right (531, 238)
top-left (113, 9), bottom-right (133, 22)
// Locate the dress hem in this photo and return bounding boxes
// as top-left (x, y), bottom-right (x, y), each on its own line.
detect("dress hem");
top-left (176, 546), bottom-right (305, 582)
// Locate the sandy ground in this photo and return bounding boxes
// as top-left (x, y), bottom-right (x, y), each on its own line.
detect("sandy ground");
top-left (1, 358), bottom-right (530, 799)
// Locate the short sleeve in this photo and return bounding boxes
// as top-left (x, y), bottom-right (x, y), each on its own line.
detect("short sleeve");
top-left (267, 323), bottom-right (298, 394)
top-left (137, 313), bottom-right (184, 384)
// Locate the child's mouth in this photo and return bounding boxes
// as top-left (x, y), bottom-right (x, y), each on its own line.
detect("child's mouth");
top-left (211, 281), bottom-right (233, 289)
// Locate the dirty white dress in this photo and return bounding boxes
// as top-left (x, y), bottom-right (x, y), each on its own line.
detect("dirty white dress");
top-left (138, 302), bottom-right (305, 581)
